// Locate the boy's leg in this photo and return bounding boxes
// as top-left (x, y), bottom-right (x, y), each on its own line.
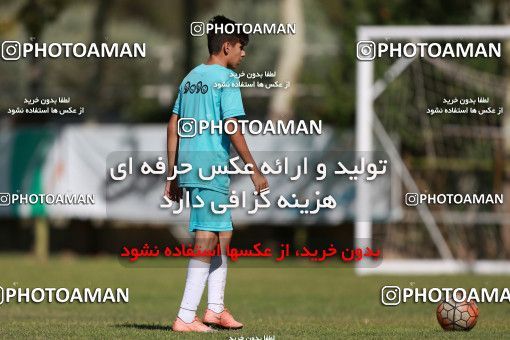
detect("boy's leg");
top-left (203, 229), bottom-right (243, 329)
top-left (177, 230), bottom-right (218, 323)
top-left (207, 231), bottom-right (232, 313)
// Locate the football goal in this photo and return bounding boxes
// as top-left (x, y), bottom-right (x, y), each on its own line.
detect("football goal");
top-left (355, 26), bottom-right (510, 275)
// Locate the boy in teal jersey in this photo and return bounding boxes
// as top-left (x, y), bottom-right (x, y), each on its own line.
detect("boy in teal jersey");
top-left (165, 15), bottom-right (268, 332)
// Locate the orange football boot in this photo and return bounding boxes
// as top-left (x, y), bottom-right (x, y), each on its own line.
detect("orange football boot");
top-left (203, 307), bottom-right (244, 330)
top-left (172, 316), bottom-right (215, 332)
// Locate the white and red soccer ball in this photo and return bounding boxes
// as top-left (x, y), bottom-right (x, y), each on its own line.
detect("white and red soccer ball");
top-left (436, 295), bottom-right (479, 331)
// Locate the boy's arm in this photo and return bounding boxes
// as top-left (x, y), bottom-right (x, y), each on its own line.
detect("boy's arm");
top-left (164, 113), bottom-right (182, 201)
top-left (227, 118), bottom-right (269, 194)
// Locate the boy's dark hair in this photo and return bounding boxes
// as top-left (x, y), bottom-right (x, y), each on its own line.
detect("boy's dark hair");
top-left (207, 15), bottom-right (249, 55)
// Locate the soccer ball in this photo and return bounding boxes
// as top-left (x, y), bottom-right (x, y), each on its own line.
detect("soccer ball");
top-left (436, 295), bottom-right (479, 331)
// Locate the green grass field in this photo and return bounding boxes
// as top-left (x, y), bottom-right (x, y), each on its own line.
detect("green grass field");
top-left (0, 255), bottom-right (509, 339)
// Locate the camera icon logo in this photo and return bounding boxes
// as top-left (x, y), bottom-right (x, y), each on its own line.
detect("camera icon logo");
top-left (356, 40), bottom-right (376, 61)
top-left (2, 41), bottom-right (21, 61)
top-left (190, 22), bottom-right (206, 37)
top-left (405, 193), bottom-right (419, 207)
top-left (381, 286), bottom-right (401, 306)
top-left (0, 193), bottom-right (11, 206)
top-left (178, 118), bottom-right (197, 138)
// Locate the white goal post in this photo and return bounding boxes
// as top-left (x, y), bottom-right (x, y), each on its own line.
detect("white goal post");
top-left (355, 26), bottom-right (510, 275)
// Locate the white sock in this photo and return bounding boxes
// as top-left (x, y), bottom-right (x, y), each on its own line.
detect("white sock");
top-left (207, 254), bottom-right (228, 313)
top-left (177, 258), bottom-right (211, 323)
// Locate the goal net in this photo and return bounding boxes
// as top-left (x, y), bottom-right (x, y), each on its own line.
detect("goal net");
top-left (355, 26), bottom-right (510, 274)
